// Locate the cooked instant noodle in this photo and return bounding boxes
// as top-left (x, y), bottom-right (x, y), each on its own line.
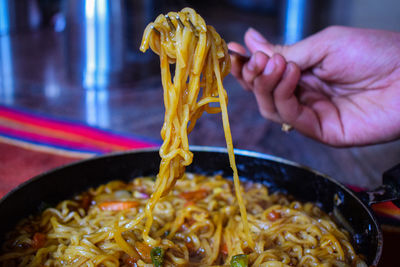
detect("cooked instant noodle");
top-left (0, 8), bottom-right (367, 267)
top-left (139, 7), bottom-right (253, 249)
top-left (0, 174), bottom-right (366, 266)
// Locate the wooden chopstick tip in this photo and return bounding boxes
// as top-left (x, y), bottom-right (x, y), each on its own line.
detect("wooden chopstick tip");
top-left (228, 49), bottom-right (250, 62)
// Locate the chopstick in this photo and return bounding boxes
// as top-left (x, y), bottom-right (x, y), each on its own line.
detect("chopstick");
top-left (228, 49), bottom-right (250, 62)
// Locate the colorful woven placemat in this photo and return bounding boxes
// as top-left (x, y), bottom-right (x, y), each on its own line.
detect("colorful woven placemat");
top-left (0, 105), bottom-right (159, 157)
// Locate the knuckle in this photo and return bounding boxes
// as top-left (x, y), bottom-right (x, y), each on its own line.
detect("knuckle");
top-left (273, 44), bottom-right (285, 55)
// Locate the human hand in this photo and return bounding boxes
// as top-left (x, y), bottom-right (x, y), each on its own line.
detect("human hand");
top-left (228, 26), bottom-right (400, 146)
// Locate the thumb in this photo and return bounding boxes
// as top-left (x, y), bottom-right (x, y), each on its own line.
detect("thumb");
top-left (245, 28), bottom-right (327, 70)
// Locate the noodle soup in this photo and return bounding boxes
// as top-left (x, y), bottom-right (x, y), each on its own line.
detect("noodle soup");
top-left (0, 174), bottom-right (366, 266)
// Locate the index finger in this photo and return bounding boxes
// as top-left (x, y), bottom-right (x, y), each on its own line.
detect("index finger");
top-left (228, 42), bottom-right (248, 79)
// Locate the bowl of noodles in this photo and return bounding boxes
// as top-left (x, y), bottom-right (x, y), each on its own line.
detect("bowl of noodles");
top-left (0, 147), bottom-right (381, 266)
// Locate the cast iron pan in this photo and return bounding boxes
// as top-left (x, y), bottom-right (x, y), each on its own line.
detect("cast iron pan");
top-left (1, 147), bottom-right (399, 266)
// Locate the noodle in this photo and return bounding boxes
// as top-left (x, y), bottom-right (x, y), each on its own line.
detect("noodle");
top-left (0, 175), bottom-right (366, 266)
top-left (139, 7), bottom-right (253, 248)
top-left (0, 8), bottom-right (367, 267)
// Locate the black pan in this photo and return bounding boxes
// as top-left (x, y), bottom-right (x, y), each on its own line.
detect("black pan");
top-left (1, 147), bottom-right (399, 266)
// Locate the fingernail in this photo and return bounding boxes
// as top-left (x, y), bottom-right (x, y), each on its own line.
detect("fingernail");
top-left (263, 56), bottom-right (275, 75)
top-left (282, 62), bottom-right (293, 79)
top-left (248, 28), bottom-right (266, 43)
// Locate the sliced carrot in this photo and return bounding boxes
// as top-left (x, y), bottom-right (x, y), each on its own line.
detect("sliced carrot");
top-left (135, 242), bottom-right (152, 263)
top-left (32, 233), bottom-right (46, 250)
top-left (267, 210), bottom-right (281, 221)
top-left (184, 201), bottom-right (195, 207)
top-left (98, 201), bottom-right (140, 211)
top-left (179, 189), bottom-right (209, 202)
top-left (221, 242), bottom-right (228, 255)
top-left (125, 255), bottom-right (140, 266)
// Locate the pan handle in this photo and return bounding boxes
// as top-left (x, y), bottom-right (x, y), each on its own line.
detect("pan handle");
top-left (357, 163), bottom-right (400, 208)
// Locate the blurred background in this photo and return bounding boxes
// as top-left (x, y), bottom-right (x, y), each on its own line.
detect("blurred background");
top-left (1, 0), bottom-right (400, 189)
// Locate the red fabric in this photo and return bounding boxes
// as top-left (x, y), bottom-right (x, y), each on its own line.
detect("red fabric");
top-left (0, 142), bottom-right (83, 197)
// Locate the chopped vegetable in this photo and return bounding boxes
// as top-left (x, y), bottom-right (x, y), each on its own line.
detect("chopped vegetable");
top-left (151, 247), bottom-right (165, 267)
top-left (221, 242), bottom-right (228, 255)
top-left (32, 233), bottom-right (46, 250)
top-left (124, 256), bottom-right (140, 266)
top-left (98, 201), bottom-right (139, 211)
top-left (135, 242), bottom-right (152, 263)
top-left (134, 191), bottom-right (149, 199)
top-left (267, 210), bottom-right (281, 221)
top-left (179, 189), bottom-right (209, 202)
top-left (230, 254), bottom-right (248, 267)
top-left (114, 190), bottom-right (132, 199)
